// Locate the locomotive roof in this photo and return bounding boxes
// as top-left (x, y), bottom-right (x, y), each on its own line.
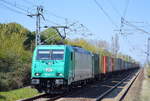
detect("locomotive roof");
top-left (35, 45), bottom-right (91, 54)
top-left (72, 46), bottom-right (91, 54)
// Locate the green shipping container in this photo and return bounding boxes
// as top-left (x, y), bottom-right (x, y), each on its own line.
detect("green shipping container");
top-left (93, 54), bottom-right (100, 77)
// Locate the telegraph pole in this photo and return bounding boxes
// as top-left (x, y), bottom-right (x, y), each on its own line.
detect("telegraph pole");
top-left (115, 34), bottom-right (119, 57)
top-left (28, 6), bottom-right (44, 46)
top-left (111, 33), bottom-right (119, 58)
top-left (119, 17), bottom-right (124, 35)
top-left (111, 36), bottom-right (115, 57)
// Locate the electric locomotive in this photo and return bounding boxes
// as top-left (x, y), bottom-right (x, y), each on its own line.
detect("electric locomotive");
top-left (31, 45), bottom-right (94, 93)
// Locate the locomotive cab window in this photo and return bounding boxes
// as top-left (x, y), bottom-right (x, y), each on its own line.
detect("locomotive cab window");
top-left (37, 50), bottom-right (50, 60)
top-left (36, 49), bottom-right (64, 60)
top-left (51, 50), bottom-right (64, 60)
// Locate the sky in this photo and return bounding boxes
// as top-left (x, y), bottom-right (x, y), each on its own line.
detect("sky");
top-left (0, 0), bottom-right (150, 64)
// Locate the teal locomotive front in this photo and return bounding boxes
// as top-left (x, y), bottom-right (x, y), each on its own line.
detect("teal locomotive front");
top-left (31, 45), bottom-right (74, 93)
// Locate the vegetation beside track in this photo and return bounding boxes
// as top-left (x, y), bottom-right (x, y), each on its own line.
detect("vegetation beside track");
top-left (0, 23), bottom-right (63, 91)
top-left (0, 87), bottom-right (39, 101)
top-left (132, 67), bottom-right (150, 101)
top-left (140, 73), bottom-right (150, 101)
top-left (146, 67), bottom-right (150, 77)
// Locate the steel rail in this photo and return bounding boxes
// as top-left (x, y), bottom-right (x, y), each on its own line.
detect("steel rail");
top-left (17, 93), bottom-right (48, 101)
top-left (17, 93), bottom-right (65, 101)
top-left (96, 69), bottom-right (141, 101)
top-left (118, 69), bottom-right (143, 101)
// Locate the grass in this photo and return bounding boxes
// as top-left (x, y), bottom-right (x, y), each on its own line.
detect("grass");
top-left (139, 67), bottom-right (150, 101)
top-left (0, 87), bottom-right (40, 101)
top-left (146, 67), bottom-right (150, 77)
top-left (140, 78), bottom-right (150, 101)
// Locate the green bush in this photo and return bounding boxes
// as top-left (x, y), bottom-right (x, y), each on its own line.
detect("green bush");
top-left (0, 23), bottom-right (32, 91)
top-left (147, 67), bottom-right (150, 77)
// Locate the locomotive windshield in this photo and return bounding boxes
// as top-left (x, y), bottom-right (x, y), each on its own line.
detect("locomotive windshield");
top-left (37, 49), bottom-right (64, 60)
top-left (51, 50), bottom-right (64, 60)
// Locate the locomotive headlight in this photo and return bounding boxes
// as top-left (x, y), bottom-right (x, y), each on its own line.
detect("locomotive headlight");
top-left (59, 73), bottom-right (63, 76)
top-left (56, 73), bottom-right (63, 76)
top-left (45, 68), bottom-right (52, 72)
top-left (48, 62), bottom-right (52, 65)
top-left (35, 73), bottom-right (40, 76)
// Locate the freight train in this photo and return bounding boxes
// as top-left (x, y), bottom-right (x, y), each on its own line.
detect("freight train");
top-left (31, 45), bottom-right (139, 93)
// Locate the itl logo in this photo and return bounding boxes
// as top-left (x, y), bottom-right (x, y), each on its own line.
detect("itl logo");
top-left (45, 68), bottom-right (53, 72)
top-left (47, 62), bottom-right (52, 65)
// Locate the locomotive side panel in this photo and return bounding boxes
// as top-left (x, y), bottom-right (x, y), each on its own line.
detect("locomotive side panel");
top-left (73, 51), bottom-right (93, 82)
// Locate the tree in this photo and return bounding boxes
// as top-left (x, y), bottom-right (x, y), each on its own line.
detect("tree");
top-left (67, 38), bottom-right (112, 56)
top-left (0, 23), bottom-right (31, 91)
top-left (40, 28), bottom-right (66, 45)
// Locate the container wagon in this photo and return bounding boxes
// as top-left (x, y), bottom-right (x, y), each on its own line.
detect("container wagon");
top-left (93, 53), bottom-right (100, 80)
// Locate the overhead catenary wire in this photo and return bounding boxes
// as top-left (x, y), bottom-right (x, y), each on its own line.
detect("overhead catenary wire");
top-left (44, 10), bottom-right (67, 20)
top-left (41, 31), bottom-right (60, 44)
top-left (120, 0), bottom-right (131, 34)
top-left (120, 0), bottom-right (131, 35)
top-left (106, 0), bottom-right (121, 17)
top-left (123, 0), bottom-right (131, 18)
top-left (123, 19), bottom-right (150, 35)
top-left (103, 0), bottom-right (147, 61)
top-left (94, 0), bottom-right (118, 28)
top-left (43, 8), bottom-right (93, 37)
top-left (105, 0), bottom-right (144, 56)
top-left (0, 0), bottom-right (30, 13)
top-left (22, 0), bottom-right (36, 6)
top-left (0, 2), bottom-right (27, 15)
top-left (45, 19), bottom-right (60, 26)
top-left (121, 35), bottom-right (145, 56)
top-left (1, 0), bottom-right (93, 39)
top-left (11, 0), bottom-right (33, 12)
top-left (105, 0), bottom-right (131, 35)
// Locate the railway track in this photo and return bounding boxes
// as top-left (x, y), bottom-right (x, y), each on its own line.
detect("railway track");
top-left (53, 69), bottom-right (139, 101)
top-left (17, 93), bottom-right (63, 101)
top-left (17, 69), bottom-right (141, 101)
top-left (17, 93), bottom-right (47, 101)
top-left (53, 69), bottom-right (140, 101)
top-left (97, 68), bottom-right (143, 101)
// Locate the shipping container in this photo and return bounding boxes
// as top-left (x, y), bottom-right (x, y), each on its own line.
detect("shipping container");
top-left (93, 54), bottom-right (100, 78)
top-left (107, 56), bottom-right (111, 72)
top-left (115, 58), bottom-right (121, 71)
top-left (99, 55), bottom-right (103, 74)
top-left (111, 57), bottom-right (115, 72)
top-left (101, 56), bottom-right (108, 74)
